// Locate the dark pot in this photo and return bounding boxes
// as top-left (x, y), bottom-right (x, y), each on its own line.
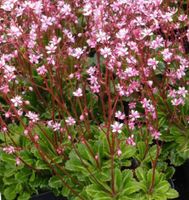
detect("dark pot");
top-left (173, 160), bottom-right (189, 200)
top-left (31, 191), bottom-right (67, 200)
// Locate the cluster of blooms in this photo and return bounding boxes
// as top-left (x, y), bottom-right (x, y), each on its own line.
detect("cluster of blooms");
top-left (87, 66), bottom-right (100, 93)
top-left (0, 0), bottom-right (188, 153)
top-left (3, 146), bottom-right (16, 154)
top-left (141, 98), bottom-right (156, 120)
top-left (168, 87), bottom-right (188, 106)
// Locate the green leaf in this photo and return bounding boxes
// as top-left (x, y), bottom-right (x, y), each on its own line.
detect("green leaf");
top-left (4, 185), bottom-right (17, 200)
top-left (93, 191), bottom-right (112, 200)
top-left (137, 142), bottom-right (146, 161)
top-left (3, 176), bottom-right (17, 185)
top-left (29, 171), bottom-right (35, 182)
top-left (65, 151), bottom-right (90, 177)
top-left (19, 151), bottom-right (34, 165)
top-left (4, 167), bottom-right (16, 178)
top-left (86, 184), bottom-right (104, 197)
top-left (165, 167), bottom-right (175, 179)
top-left (155, 180), bottom-right (170, 193)
top-left (1, 152), bottom-right (15, 165)
top-left (152, 193), bottom-right (167, 200)
top-left (135, 167), bottom-right (146, 181)
top-left (15, 184), bottom-right (23, 193)
top-left (15, 168), bottom-right (31, 182)
top-left (120, 145), bottom-right (136, 159)
top-left (18, 192), bottom-right (30, 200)
top-left (115, 168), bottom-right (122, 191)
top-left (94, 170), bottom-right (111, 182)
top-left (61, 185), bottom-right (70, 197)
top-left (137, 181), bottom-right (147, 192)
top-left (144, 145), bottom-right (158, 163)
top-left (35, 160), bottom-right (49, 169)
top-left (121, 181), bottom-right (140, 196)
top-left (170, 150), bottom-right (185, 166)
top-left (122, 170), bottom-right (133, 188)
top-left (77, 143), bottom-right (95, 165)
top-left (48, 176), bottom-right (62, 188)
top-left (147, 169), bottom-right (160, 187)
top-left (166, 188), bottom-right (179, 199)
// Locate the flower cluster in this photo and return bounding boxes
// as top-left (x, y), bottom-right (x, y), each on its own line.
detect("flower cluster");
top-left (0, 1), bottom-right (188, 198)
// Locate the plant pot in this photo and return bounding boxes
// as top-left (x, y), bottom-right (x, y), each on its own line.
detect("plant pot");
top-left (173, 160), bottom-right (189, 200)
top-left (31, 191), bottom-right (67, 200)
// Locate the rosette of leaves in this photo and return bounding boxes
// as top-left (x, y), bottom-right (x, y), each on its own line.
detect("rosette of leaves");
top-left (0, 123), bottom-right (60, 200)
top-left (49, 131), bottom-right (179, 200)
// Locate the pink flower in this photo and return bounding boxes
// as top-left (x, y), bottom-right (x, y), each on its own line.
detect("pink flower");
top-left (11, 95), bottom-right (23, 107)
top-left (90, 84), bottom-right (100, 93)
top-left (126, 135), bottom-right (136, 146)
top-left (171, 98), bottom-right (184, 106)
top-left (0, 84), bottom-right (9, 94)
top-left (116, 28), bottom-right (128, 39)
top-left (8, 25), bottom-right (22, 37)
top-left (162, 48), bottom-right (172, 62)
top-left (37, 65), bottom-right (47, 76)
top-left (177, 87), bottom-right (187, 98)
top-left (150, 36), bottom-right (164, 49)
top-left (65, 117), bottom-right (76, 126)
top-left (111, 121), bottom-right (123, 133)
top-left (87, 66), bottom-right (96, 75)
top-left (128, 120), bottom-right (135, 130)
top-left (178, 14), bottom-right (187, 22)
top-left (1, 0), bottom-right (15, 11)
top-left (3, 146), bottom-right (15, 154)
top-left (151, 130), bottom-right (161, 139)
top-left (129, 110), bottom-right (140, 121)
top-left (29, 54), bottom-right (42, 64)
top-left (26, 111), bottom-right (39, 123)
top-left (96, 30), bottom-right (109, 43)
top-left (69, 47), bottom-right (84, 59)
top-left (59, 3), bottom-right (71, 16)
top-left (115, 111), bottom-right (125, 120)
top-left (73, 88), bottom-right (83, 97)
top-left (53, 122), bottom-right (61, 131)
top-left (116, 84), bottom-right (126, 96)
top-left (41, 15), bottom-right (56, 31)
top-left (46, 43), bottom-right (57, 54)
top-left (129, 102), bottom-right (136, 109)
top-left (147, 58), bottom-right (159, 70)
top-left (100, 47), bottom-right (111, 58)
top-left (83, 3), bottom-right (92, 16)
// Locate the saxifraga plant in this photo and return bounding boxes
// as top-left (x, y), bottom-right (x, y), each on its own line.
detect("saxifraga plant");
top-left (0, 0), bottom-right (189, 199)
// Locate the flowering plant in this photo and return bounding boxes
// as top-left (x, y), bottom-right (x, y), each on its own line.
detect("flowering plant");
top-left (0, 0), bottom-right (189, 199)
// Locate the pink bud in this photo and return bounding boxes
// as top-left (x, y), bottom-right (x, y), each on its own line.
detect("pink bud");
top-left (24, 129), bottom-right (28, 136)
top-left (25, 100), bottom-right (30, 105)
top-left (80, 114), bottom-right (84, 121)
top-left (2, 126), bottom-right (7, 132)
top-left (5, 112), bottom-right (11, 118)
top-left (34, 134), bottom-right (39, 142)
top-left (29, 87), bottom-right (33, 91)
top-left (16, 157), bottom-right (21, 165)
top-left (117, 149), bottom-right (122, 156)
